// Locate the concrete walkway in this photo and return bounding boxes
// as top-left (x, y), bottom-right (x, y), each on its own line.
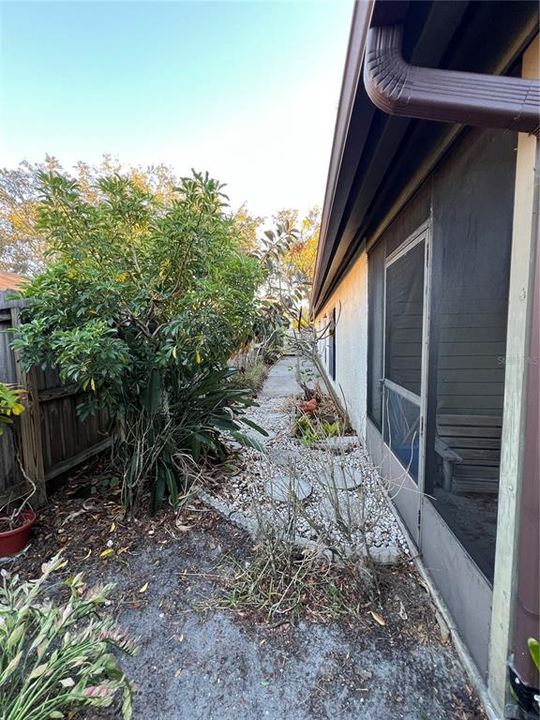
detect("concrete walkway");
top-left (258, 354), bottom-right (303, 399)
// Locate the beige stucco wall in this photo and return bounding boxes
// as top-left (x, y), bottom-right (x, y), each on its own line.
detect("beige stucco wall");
top-left (315, 250), bottom-right (369, 436)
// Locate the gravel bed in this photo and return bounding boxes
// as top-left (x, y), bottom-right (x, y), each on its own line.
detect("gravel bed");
top-left (214, 394), bottom-right (409, 563)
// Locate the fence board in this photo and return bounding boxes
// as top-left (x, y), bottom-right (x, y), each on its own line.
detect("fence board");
top-left (0, 292), bottom-right (111, 505)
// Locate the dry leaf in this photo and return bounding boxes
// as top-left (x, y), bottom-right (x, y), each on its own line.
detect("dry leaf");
top-left (100, 548), bottom-right (114, 558)
top-left (178, 634), bottom-right (184, 642)
top-left (139, 582), bottom-right (149, 594)
top-left (369, 610), bottom-right (386, 626)
top-left (109, 522), bottom-right (116, 533)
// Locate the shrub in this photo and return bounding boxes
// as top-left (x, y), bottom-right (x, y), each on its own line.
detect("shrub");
top-left (0, 554), bottom-right (137, 720)
top-left (12, 171), bottom-right (265, 512)
top-left (0, 383), bottom-right (25, 437)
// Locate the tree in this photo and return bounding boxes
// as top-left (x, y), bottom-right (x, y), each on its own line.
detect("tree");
top-left (0, 161), bottom-right (46, 275)
top-left (0, 157), bottom-right (181, 275)
top-left (287, 206), bottom-right (320, 284)
top-left (232, 204), bottom-right (264, 253)
top-left (12, 170), bottom-right (264, 512)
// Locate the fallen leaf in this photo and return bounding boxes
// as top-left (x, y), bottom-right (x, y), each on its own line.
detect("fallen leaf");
top-left (175, 668), bottom-right (182, 678)
top-left (100, 548), bottom-right (114, 558)
top-left (139, 582), bottom-right (149, 594)
top-left (109, 522), bottom-right (116, 533)
top-left (369, 610), bottom-right (386, 626)
top-left (178, 634), bottom-right (184, 642)
top-left (118, 546), bottom-right (130, 555)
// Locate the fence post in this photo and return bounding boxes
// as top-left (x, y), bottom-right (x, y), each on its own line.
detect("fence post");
top-left (10, 307), bottom-right (47, 508)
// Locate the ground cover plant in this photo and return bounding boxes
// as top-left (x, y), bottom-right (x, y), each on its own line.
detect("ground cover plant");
top-left (0, 554), bottom-right (136, 720)
top-left (11, 171), bottom-right (266, 512)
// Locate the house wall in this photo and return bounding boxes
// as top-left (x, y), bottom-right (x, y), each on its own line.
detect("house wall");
top-left (315, 250), bottom-right (368, 436)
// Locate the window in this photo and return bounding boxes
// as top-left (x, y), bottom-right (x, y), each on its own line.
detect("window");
top-left (328, 308), bottom-right (336, 380)
top-left (367, 241), bottom-right (385, 429)
top-left (383, 237), bottom-right (426, 483)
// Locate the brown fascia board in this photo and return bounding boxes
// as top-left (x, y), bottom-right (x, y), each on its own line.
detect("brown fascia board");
top-left (310, 0), bottom-right (374, 315)
top-left (364, 24), bottom-right (540, 134)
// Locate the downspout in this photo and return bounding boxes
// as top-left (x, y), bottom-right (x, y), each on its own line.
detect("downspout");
top-left (364, 24), bottom-right (540, 135)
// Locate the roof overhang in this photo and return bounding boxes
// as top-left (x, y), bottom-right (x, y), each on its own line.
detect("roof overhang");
top-left (311, 0), bottom-right (539, 316)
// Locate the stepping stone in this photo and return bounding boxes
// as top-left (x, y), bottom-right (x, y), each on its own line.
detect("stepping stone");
top-left (267, 449), bottom-right (300, 468)
top-left (320, 492), bottom-right (365, 526)
top-left (313, 435), bottom-right (358, 452)
top-left (246, 428), bottom-right (275, 444)
top-left (264, 475), bottom-right (312, 503)
top-left (320, 462), bottom-right (364, 490)
top-left (368, 545), bottom-right (401, 565)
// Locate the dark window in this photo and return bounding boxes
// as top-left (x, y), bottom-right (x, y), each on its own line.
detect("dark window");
top-left (367, 241), bottom-right (386, 428)
top-left (385, 241), bottom-right (424, 396)
top-left (328, 308), bottom-right (336, 380)
top-left (383, 238), bottom-right (425, 483)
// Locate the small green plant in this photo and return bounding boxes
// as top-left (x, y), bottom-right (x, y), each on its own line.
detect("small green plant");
top-left (0, 383), bottom-right (25, 436)
top-left (529, 638), bottom-right (540, 672)
top-left (320, 421), bottom-right (342, 438)
top-left (0, 554), bottom-right (137, 720)
top-left (294, 415), bottom-right (343, 448)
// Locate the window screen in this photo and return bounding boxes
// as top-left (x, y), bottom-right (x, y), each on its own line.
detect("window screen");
top-left (385, 240), bottom-right (425, 396)
top-left (424, 126), bottom-right (516, 582)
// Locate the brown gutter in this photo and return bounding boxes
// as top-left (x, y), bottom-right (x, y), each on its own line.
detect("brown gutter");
top-left (364, 24), bottom-right (540, 135)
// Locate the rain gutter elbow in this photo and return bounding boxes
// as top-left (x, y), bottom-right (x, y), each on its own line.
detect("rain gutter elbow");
top-left (364, 25), bottom-right (540, 136)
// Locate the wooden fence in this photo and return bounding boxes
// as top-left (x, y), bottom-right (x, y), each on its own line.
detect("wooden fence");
top-left (0, 292), bottom-right (110, 507)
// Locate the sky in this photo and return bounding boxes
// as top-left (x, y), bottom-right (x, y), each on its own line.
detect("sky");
top-left (0, 0), bottom-right (354, 218)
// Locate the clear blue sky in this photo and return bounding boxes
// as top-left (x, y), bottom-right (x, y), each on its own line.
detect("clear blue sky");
top-left (0, 1), bottom-right (353, 216)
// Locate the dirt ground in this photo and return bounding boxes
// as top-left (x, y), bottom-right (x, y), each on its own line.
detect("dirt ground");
top-left (6, 469), bottom-right (487, 720)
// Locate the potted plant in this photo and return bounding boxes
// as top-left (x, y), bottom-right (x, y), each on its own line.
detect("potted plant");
top-left (0, 382), bottom-right (36, 556)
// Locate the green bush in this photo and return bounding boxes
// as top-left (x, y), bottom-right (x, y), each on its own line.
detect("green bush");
top-left (0, 554), bottom-right (137, 720)
top-left (12, 171), bottom-right (265, 511)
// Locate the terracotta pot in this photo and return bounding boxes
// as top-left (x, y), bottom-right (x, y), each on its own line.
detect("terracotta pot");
top-left (0, 510), bottom-right (36, 557)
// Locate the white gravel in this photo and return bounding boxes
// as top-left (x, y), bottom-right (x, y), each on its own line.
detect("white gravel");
top-left (214, 393), bottom-right (409, 563)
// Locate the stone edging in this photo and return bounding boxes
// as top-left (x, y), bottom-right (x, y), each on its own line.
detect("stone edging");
top-left (195, 487), bottom-right (400, 565)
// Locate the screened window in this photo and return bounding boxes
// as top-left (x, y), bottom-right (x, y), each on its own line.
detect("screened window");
top-left (383, 238), bottom-right (425, 483)
top-left (328, 308), bottom-right (336, 380)
top-left (385, 241), bottom-right (424, 395)
top-left (424, 126), bottom-right (516, 582)
top-left (367, 241), bottom-right (386, 428)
